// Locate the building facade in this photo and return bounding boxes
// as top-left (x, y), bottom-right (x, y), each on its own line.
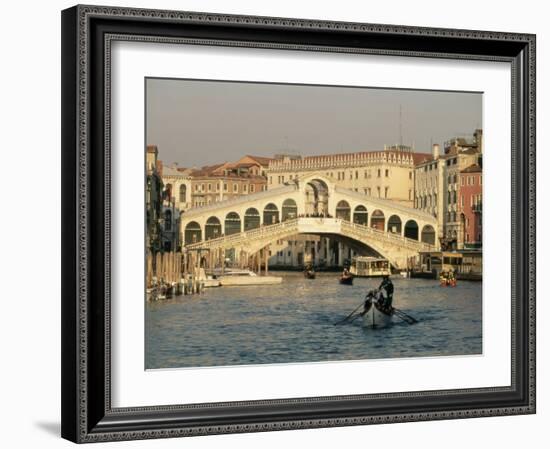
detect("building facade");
top-left (146, 145), bottom-right (181, 253)
top-left (263, 146), bottom-right (430, 267)
top-left (161, 155), bottom-right (270, 213)
top-left (146, 145), bottom-right (164, 253)
top-left (266, 145), bottom-right (427, 206)
top-left (414, 130), bottom-right (483, 249)
top-left (459, 164), bottom-right (482, 248)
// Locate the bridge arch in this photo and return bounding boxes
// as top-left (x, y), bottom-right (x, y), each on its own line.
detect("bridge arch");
top-left (335, 200), bottom-right (351, 221)
top-left (370, 209), bottom-right (385, 231)
top-left (387, 214), bottom-right (402, 234)
top-left (421, 224), bottom-right (436, 245)
top-left (353, 205), bottom-right (368, 225)
top-left (305, 178), bottom-right (330, 215)
top-left (225, 212), bottom-right (241, 235)
top-left (263, 203), bottom-right (279, 225)
top-left (282, 199), bottom-right (298, 221)
top-left (299, 173), bottom-right (334, 191)
top-left (244, 207), bottom-right (261, 231)
top-left (184, 221), bottom-right (202, 245)
top-left (404, 219), bottom-right (419, 240)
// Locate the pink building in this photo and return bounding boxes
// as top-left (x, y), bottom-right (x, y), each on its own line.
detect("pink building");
top-left (459, 164), bottom-right (482, 248)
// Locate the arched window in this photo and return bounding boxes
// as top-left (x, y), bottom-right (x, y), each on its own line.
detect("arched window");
top-left (224, 212), bottom-right (241, 235)
top-left (244, 208), bottom-right (260, 231)
top-left (179, 184), bottom-right (187, 202)
top-left (370, 210), bottom-right (385, 231)
top-left (205, 216), bottom-right (222, 240)
top-left (335, 200), bottom-right (351, 221)
top-left (421, 225), bottom-right (436, 245)
top-left (263, 203), bottom-right (279, 225)
top-left (387, 215), bottom-right (402, 234)
top-left (282, 199), bottom-right (298, 221)
top-left (353, 205), bottom-right (368, 225)
top-left (404, 220), bottom-right (419, 240)
top-left (184, 221), bottom-right (201, 245)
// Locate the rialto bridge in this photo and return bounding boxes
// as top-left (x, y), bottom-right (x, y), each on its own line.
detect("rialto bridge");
top-left (180, 175), bottom-right (438, 269)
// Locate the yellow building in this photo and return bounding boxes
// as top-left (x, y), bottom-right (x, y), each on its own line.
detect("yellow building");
top-left (263, 145), bottom-right (429, 268)
top-left (266, 145), bottom-right (427, 206)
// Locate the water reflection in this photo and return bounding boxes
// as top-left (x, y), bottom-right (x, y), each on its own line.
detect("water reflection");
top-left (145, 274), bottom-right (482, 369)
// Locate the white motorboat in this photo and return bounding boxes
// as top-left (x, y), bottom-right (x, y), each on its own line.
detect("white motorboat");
top-left (216, 269), bottom-right (283, 286)
top-left (202, 278), bottom-right (221, 288)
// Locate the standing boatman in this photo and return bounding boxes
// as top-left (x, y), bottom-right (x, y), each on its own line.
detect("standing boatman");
top-left (378, 275), bottom-right (394, 309)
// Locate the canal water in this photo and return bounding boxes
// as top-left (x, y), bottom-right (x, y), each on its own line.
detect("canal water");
top-left (145, 274), bottom-right (482, 369)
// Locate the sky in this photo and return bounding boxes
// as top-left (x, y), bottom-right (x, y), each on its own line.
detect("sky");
top-left (146, 78), bottom-right (482, 167)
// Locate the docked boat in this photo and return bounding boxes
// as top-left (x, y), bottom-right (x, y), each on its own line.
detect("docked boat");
top-left (217, 269), bottom-right (283, 286)
top-left (147, 286), bottom-right (166, 301)
top-left (202, 278), bottom-right (221, 288)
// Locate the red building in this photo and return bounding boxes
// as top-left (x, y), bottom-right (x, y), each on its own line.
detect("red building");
top-left (459, 164), bottom-right (482, 248)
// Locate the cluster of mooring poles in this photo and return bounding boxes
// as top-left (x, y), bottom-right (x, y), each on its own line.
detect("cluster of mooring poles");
top-left (146, 249), bottom-right (207, 300)
top-left (146, 245), bottom-right (271, 301)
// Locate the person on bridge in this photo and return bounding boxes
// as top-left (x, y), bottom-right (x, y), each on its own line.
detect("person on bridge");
top-left (378, 275), bottom-right (394, 309)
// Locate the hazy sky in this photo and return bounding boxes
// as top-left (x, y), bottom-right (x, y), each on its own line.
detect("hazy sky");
top-left (146, 78), bottom-right (482, 167)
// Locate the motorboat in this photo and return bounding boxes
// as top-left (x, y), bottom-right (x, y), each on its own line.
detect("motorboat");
top-left (216, 269), bottom-right (283, 286)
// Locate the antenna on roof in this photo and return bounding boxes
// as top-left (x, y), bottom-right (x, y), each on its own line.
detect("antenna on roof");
top-left (399, 104), bottom-right (403, 146)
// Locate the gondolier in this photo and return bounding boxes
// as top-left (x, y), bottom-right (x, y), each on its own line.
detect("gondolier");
top-left (378, 275), bottom-right (394, 309)
top-left (339, 267), bottom-right (353, 285)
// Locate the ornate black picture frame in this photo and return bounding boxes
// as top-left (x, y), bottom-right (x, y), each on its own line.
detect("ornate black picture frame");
top-left (61, 4), bottom-right (536, 443)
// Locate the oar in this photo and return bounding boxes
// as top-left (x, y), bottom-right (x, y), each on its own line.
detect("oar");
top-left (334, 302), bottom-right (365, 325)
top-left (392, 308), bottom-right (418, 324)
top-left (393, 311), bottom-right (414, 325)
top-left (347, 310), bottom-right (367, 324)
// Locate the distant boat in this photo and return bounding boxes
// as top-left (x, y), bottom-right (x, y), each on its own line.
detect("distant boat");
top-left (439, 270), bottom-right (457, 287)
top-left (350, 257), bottom-right (391, 277)
top-left (339, 272), bottom-right (353, 285)
top-left (304, 268), bottom-right (316, 279)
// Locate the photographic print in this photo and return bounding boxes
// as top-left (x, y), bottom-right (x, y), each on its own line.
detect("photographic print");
top-left (145, 78), bottom-right (483, 370)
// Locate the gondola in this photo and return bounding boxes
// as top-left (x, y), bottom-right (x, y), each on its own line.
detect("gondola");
top-left (439, 271), bottom-right (457, 287)
top-left (304, 269), bottom-right (316, 279)
top-left (339, 274), bottom-right (353, 285)
top-left (362, 291), bottom-right (394, 328)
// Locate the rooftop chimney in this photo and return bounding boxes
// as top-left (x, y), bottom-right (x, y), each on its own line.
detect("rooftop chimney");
top-left (432, 143), bottom-right (440, 160)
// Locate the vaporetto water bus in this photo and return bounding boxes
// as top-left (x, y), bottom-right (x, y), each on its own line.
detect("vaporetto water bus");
top-left (350, 256), bottom-right (391, 278)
